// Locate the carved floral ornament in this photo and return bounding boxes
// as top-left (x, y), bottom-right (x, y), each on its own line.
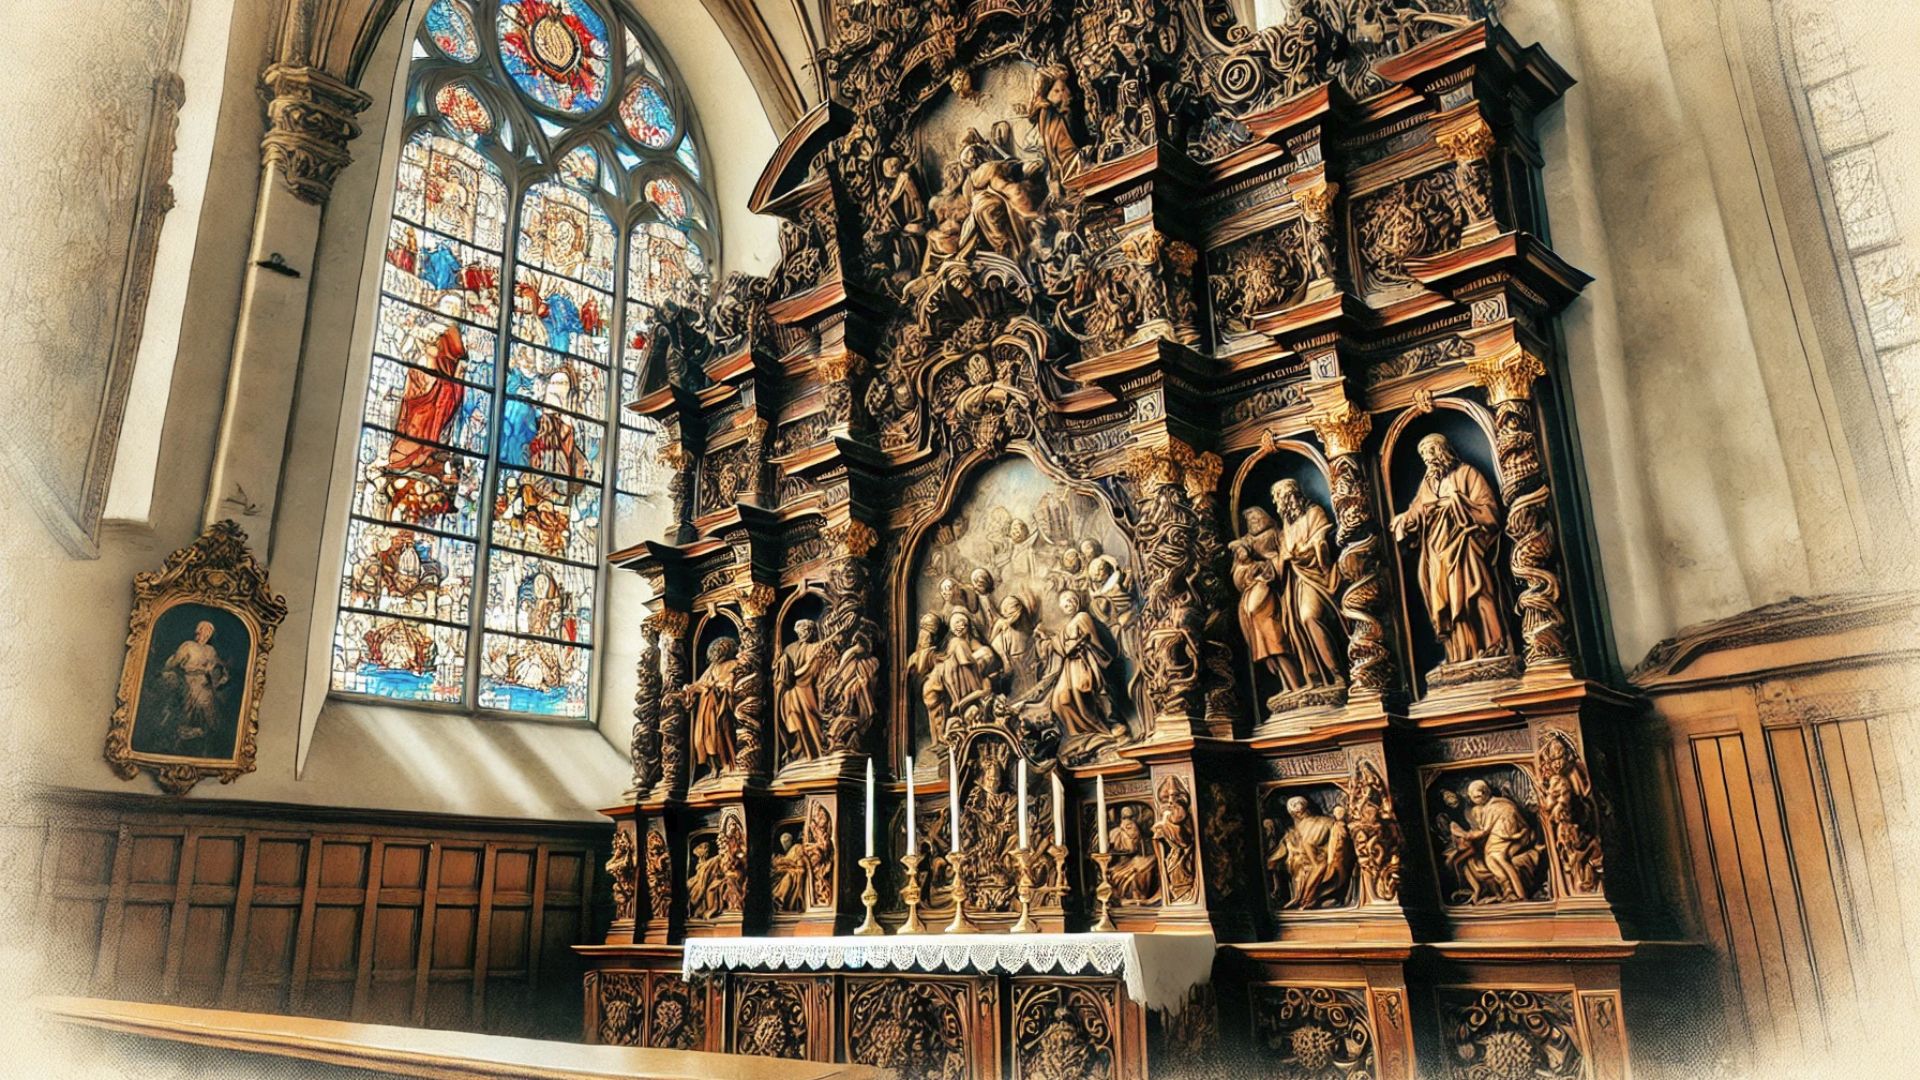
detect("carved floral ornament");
top-left (1436, 116), bottom-right (1498, 165)
top-left (260, 63), bottom-right (373, 204)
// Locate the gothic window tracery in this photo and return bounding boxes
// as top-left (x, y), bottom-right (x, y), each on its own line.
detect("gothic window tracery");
top-left (330, 0), bottom-right (716, 717)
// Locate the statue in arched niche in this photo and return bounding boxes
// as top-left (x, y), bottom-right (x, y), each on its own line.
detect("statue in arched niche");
top-left (687, 636), bottom-right (740, 779)
top-left (774, 618), bottom-right (831, 762)
top-left (1233, 478), bottom-right (1348, 713)
top-left (1390, 433), bottom-right (1511, 670)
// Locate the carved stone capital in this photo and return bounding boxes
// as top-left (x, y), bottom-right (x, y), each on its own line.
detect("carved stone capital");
top-left (1436, 116), bottom-right (1496, 164)
top-left (1123, 439), bottom-right (1222, 504)
top-left (259, 64), bottom-right (372, 205)
top-left (737, 582), bottom-right (778, 619)
top-left (649, 608), bottom-right (691, 639)
top-left (656, 441), bottom-right (693, 470)
top-left (1467, 345), bottom-right (1547, 405)
top-left (1308, 399), bottom-right (1374, 459)
top-left (1295, 180), bottom-right (1339, 224)
top-left (825, 519), bottom-right (879, 558)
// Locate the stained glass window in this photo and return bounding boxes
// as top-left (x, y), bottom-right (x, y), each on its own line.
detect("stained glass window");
top-left (332, 0), bottom-right (714, 719)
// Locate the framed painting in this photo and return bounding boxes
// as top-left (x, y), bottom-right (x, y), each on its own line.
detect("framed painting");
top-left (104, 521), bottom-right (288, 794)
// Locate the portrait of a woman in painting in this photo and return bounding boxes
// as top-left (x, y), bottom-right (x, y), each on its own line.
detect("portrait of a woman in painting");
top-left (128, 602), bottom-right (254, 761)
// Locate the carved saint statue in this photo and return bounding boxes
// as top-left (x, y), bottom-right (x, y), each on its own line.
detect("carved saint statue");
top-left (1106, 805), bottom-right (1158, 903)
top-left (1152, 775), bottom-right (1200, 905)
top-left (771, 831), bottom-right (807, 913)
top-left (1269, 795), bottom-right (1353, 909)
top-left (989, 595), bottom-right (1038, 693)
top-left (687, 839), bottom-right (724, 919)
top-left (1026, 64), bottom-right (1086, 187)
top-left (1439, 779), bottom-right (1545, 904)
top-left (1264, 480), bottom-right (1347, 693)
top-left (803, 803), bottom-right (835, 907)
top-left (774, 619), bottom-right (830, 761)
top-left (936, 611), bottom-right (1001, 734)
top-left (1390, 434), bottom-right (1509, 665)
top-left (956, 125), bottom-right (1045, 258)
top-left (1046, 590), bottom-right (1116, 738)
top-left (687, 637), bottom-right (740, 777)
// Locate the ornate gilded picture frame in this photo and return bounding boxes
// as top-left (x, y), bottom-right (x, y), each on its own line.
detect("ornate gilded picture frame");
top-left (104, 521), bottom-right (287, 794)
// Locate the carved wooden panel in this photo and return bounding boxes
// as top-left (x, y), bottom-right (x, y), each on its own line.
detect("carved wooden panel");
top-left (647, 970), bottom-right (710, 1051)
top-left (1248, 984), bottom-right (1376, 1080)
top-left (844, 974), bottom-right (991, 1080)
top-left (730, 974), bottom-right (833, 1061)
top-left (1012, 977), bottom-right (1142, 1080)
top-left (1434, 988), bottom-right (1585, 1080)
top-left (33, 795), bottom-right (599, 1040)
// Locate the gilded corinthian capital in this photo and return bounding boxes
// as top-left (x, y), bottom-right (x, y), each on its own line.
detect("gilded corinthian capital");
top-left (1308, 399), bottom-right (1374, 459)
top-left (1466, 345), bottom-right (1548, 405)
top-left (260, 64), bottom-right (373, 204)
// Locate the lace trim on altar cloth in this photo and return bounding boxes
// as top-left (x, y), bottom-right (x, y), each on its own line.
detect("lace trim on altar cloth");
top-left (680, 931), bottom-right (1217, 1011)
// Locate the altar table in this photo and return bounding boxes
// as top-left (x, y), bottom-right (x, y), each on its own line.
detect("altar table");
top-left (680, 931), bottom-right (1219, 1012)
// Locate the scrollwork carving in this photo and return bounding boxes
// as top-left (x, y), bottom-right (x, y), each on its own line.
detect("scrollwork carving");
top-left (846, 978), bottom-right (970, 1080)
top-left (735, 978), bottom-right (811, 1060)
top-left (1014, 980), bottom-right (1118, 1080)
top-left (1441, 989), bottom-right (1584, 1080)
top-left (1250, 984), bottom-right (1376, 1080)
top-left (1354, 171), bottom-right (1465, 289)
top-left (1342, 760), bottom-right (1403, 904)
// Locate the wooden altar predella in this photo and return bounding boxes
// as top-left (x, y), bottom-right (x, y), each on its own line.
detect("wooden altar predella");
top-left (581, 3), bottom-right (1711, 1077)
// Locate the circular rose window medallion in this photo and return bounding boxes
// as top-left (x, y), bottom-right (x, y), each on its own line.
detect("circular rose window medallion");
top-left (497, 0), bottom-right (607, 115)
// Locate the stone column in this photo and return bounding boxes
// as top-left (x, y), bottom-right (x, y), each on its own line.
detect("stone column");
top-left (820, 519), bottom-right (883, 756)
top-left (654, 608), bottom-right (693, 797)
top-left (730, 583), bottom-right (776, 778)
top-left (203, 63), bottom-right (370, 538)
top-left (1308, 398), bottom-right (1399, 697)
top-left (629, 619), bottom-right (664, 797)
top-left (1467, 345), bottom-right (1573, 669)
top-left (1124, 439), bottom-right (1233, 739)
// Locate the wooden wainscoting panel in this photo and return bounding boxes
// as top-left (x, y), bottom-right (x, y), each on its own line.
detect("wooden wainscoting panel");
top-left (29, 793), bottom-right (607, 1042)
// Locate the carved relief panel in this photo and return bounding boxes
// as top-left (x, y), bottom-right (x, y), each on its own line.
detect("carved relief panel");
top-left (1435, 988), bottom-right (1585, 1080)
top-left (905, 457), bottom-right (1138, 767)
top-left (1421, 755), bottom-right (1551, 908)
top-left (1013, 978), bottom-right (1133, 1080)
top-left (843, 974), bottom-right (990, 1080)
top-left (1248, 984), bottom-right (1377, 1080)
top-left (1082, 778), bottom-right (1160, 913)
top-left (732, 974), bottom-right (834, 1062)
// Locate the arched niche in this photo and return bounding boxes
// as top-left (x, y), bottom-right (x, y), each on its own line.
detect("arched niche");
top-left (1227, 438), bottom-right (1346, 724)
top-left (770, 586), bottom-right (830, 773)
top-left (690, 608), bottom-right (741, 680)
top-left (894, 451), bottom-right (1138, 765)
top-left (1379, 400), bottom-right (1516, 689)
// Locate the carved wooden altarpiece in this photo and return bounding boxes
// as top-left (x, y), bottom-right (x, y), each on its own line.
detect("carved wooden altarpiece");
top-left (583, 3), bottom-right (1691, 1076)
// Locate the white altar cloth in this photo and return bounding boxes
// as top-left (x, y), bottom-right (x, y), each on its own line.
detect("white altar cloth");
top-left (680, 932), bottom-right (1217, 1012)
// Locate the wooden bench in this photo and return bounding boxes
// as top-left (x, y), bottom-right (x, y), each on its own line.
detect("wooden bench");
top-left (37, 996), bottom-right (889, 1079)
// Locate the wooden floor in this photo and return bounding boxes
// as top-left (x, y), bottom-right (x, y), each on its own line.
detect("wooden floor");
top-left (37, 996), bottom-right (887, 1080)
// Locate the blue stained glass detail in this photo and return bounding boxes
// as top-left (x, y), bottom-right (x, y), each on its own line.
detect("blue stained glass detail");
top-left (675, 136), bottom-right (701, 179)
top-left (497, 0), bottom-right (610, 115)
top-left (619, 77), bottom-right (675, 148)
top-left (424, 0), bottom-right (481, 62)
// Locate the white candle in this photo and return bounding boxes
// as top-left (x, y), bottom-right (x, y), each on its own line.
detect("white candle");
top-left (1051, 770), bottom-right (1065, 847)
top-left (1097, 774), bottom-right (1108, 854)
top-left (865, 758), bottom-right (875, 858)
top-left (904, 751), bottom-right (916, 852)
top-left (949, 748), bottom-right (961, 853)
top-left (1017, 759), bottom-right (1029, 851)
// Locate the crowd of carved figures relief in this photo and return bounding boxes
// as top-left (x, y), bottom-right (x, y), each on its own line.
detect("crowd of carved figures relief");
top-left (594, 0), bottom-right (1644, 1074)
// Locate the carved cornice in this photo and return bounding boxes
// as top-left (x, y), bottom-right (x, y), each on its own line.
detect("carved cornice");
top-left (1466, 344), bottom-right (1547, 405)
top-left (1630, 591), bottom-right (1920, 685)
top-left (259, 63), bottom-right (372, 204)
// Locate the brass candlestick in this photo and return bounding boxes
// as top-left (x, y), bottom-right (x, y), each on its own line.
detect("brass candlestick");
top-left (1047, 842), bottom-right (1069, 909)
top-left (899, 850), bottom-right (927, 933)
top-left (853, 856), bottom-right (884, 936)
top-left (1009, 847), bottom-right (1039, 934)
top-left (943, 850), bottom-right (979, 934)
top-left (1089, 850), bottom-right (1116, 932)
